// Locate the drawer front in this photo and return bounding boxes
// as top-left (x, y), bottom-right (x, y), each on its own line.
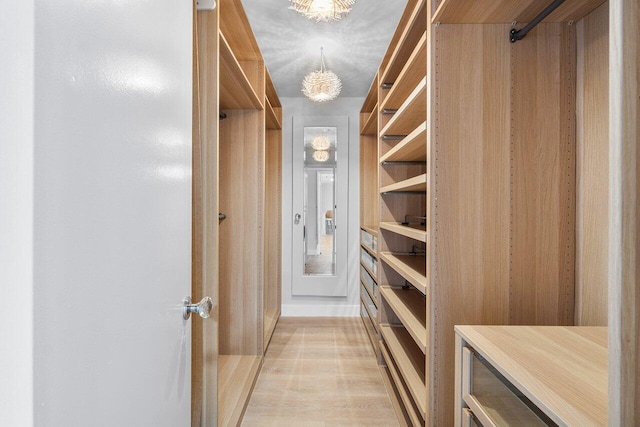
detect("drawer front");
top-left (361, 283), bottom-right (377, 318)
top-left (462, 348), bottom-right (548, 427)
top-left (360, 230), bottom-right (377, 252)
top-left (360, 248), bottom-right (377, 274)
top-left (361, 265), bottom-right (378, 298)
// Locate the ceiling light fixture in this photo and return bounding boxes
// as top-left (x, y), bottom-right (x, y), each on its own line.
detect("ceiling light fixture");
top-left (289, 0), bottom-right (356, 22)
top-left (311, 135), bottom-right (331, 151)
top-left (302, 48), bottom-right (342, 102)
top-left (312, 150), bottom-right (330, 162)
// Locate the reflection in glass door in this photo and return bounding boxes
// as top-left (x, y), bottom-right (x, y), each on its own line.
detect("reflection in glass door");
top-left (292, 116), bottom-right (348, 297)
top-left (303, 126), bottom-right (337, 275)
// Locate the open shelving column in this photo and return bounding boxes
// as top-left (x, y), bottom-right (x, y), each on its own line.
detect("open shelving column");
top-left (263, 69), bottom-right (282, 352)
top-left (377, 0), bottom-right (428, 425)
top-left (194, 0), bottom-right (283, 426)
top-left (359, 75), bottom-right (380, 355)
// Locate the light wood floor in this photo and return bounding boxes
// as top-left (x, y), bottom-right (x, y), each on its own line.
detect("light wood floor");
top-left (242, 317), bottom-right (399, 427)
top-left (305, 234), bottom-right (336, 275)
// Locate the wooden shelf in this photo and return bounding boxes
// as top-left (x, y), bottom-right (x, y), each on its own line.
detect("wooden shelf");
top-left (380, 78), bottom-right (426, 137)
top-left (361, 76), bottom-right (378, 113)
top-left (380, 122), bottom-right (427, 163)
top-left (380, 173), bottom-right (427, 194)
top-left (379, 365), bottom-right (417, 427)
top-left (265, 68), bottom-right (281, 108)
top-left (380, 286), bottom-right (427, 353)
top-left (379, 252), bottom-right (427, 295)
top-left (218, 355), bottom-right (262, 427)
top-left (380, 344), bottom-right (425, 426)
top-left (380, 0), bottom-right (427, 86)
top-left (379, 222), bottom-right (427, 243)
top-left (379, 325), bottom-right (426, 418)
top-left (432, 0), bottom-right (607, 24)
top-left (380, 33), bottom-right (427, 111)
top-left (360, 106), bottom-right (378, 136)
top-left (265, 97), bottom-right (281, 130)
top-left (219, 32), bottom-right (263, 110)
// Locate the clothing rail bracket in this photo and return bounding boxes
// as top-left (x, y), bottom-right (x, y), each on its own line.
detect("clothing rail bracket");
top-left (510, 0), bottom-right (566, 43)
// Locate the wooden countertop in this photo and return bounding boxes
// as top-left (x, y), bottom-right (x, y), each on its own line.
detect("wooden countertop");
top-left (455, 325), bottom-right (607, 426)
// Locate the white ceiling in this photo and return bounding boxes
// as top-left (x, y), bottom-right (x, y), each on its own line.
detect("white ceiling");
top-left (241, 0), bottom-right (408, 98)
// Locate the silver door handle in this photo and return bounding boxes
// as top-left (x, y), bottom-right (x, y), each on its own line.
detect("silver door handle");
top-left (183, 296), bottom-right (213, 320)
top-left (294, 213), bottom-right (301, 225)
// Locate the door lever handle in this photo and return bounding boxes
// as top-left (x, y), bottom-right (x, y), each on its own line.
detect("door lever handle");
top-left (183, 296), bottom-right (213, 320)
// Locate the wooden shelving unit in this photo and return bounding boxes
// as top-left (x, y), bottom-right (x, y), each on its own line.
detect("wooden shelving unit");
top-left (358, 0), bottom-right (615, 424)
top-left (194, 1), bottom-right (282, 425)
top-left (380, 173), bottom-right (427, 194)
top-left (218, 355), bottom-right (262, 427)
top-left (380, 344), bottom-right (424, 426)
top-left (361, 107), bottom-right (378, 136)
top-left (379, 0), bottom-right (427, 86)
top-left (380, 33), bottom-right (427, 112)
top-left (219, 33), bottom-right (263, 110)
top-left (380, 325), bottom-right (426, 419)
top-left (379, 252), bottom-right (427, 295)
top-left (380, 78), bottom-right (426, 137)
top-left (379, 286), bottom-right (426, 352)
top-left (380, 122), bottom-right (427, 163)
top-left (431, 0), bottom-right (607, 24)
top-left (379, 222), bottom-right (427, 243)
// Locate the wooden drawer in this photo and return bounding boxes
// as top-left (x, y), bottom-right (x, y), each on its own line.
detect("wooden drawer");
top-left (461, 347), bottom-right (551, 426)
top-left (361, 248), bottom-right (377, 275)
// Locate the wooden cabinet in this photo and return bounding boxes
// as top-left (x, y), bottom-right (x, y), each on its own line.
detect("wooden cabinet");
top-left (193, 0), bottom-right (282, 425)
top-left (454, 326), bottom-right (608, 426)
top-left (359, 0), bottom-right (615, 425)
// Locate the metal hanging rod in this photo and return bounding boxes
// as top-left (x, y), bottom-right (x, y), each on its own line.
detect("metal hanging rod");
top-left (381, 109), bottom-right (398, 115)
top-left (510, 0), bottom-right (566, 43)
top-left (381, 83), bottom-right (393, 89)
top-left (381, 135), bottom-right (406, 141)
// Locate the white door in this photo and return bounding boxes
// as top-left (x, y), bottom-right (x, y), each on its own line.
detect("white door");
top-left (31, 0), bottom-right (196, 425)
top-left (292, 116), bottom-right (349, 296)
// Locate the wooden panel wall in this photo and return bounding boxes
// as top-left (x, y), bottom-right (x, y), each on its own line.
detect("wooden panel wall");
top-left (192, 8), bottom-right (219, 427)
top-left (576, 3), bottom-right (609, 326)
top-left (219, 110), bottom-right (264, 355)
top-left (429, 22), bottom-right (576, 425)
top-left (609, 0), bottom-right (639, 423)
top-left (430, 24), bottom-right (512, 425)
top-left (509, 23), bottom-right (576, 326)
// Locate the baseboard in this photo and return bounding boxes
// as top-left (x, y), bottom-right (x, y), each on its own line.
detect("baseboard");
top-left (281, 304), bottom-right (359, 317)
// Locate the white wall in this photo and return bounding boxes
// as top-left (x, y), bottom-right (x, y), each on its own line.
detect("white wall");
top-left (281, 97), bottom-right (364, 317)
top-left (0, 2), bottom-right (35, 424)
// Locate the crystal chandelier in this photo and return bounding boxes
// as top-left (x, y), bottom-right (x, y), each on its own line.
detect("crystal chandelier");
top-left (302, 48), bottom-right (342, 102)
top-left (289, 0), bottom-right (356, 22)
top-left (311, 135), bottom-right (331, 151)
top-left (312, 150), bottom-right (330, 162)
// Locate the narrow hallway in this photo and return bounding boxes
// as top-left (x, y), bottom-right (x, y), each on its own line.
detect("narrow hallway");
top-left (242, 318), bottom-right (399, 426)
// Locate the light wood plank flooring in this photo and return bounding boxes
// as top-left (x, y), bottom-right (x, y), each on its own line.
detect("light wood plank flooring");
top-left (242, 317), bottom-right (399, 427)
